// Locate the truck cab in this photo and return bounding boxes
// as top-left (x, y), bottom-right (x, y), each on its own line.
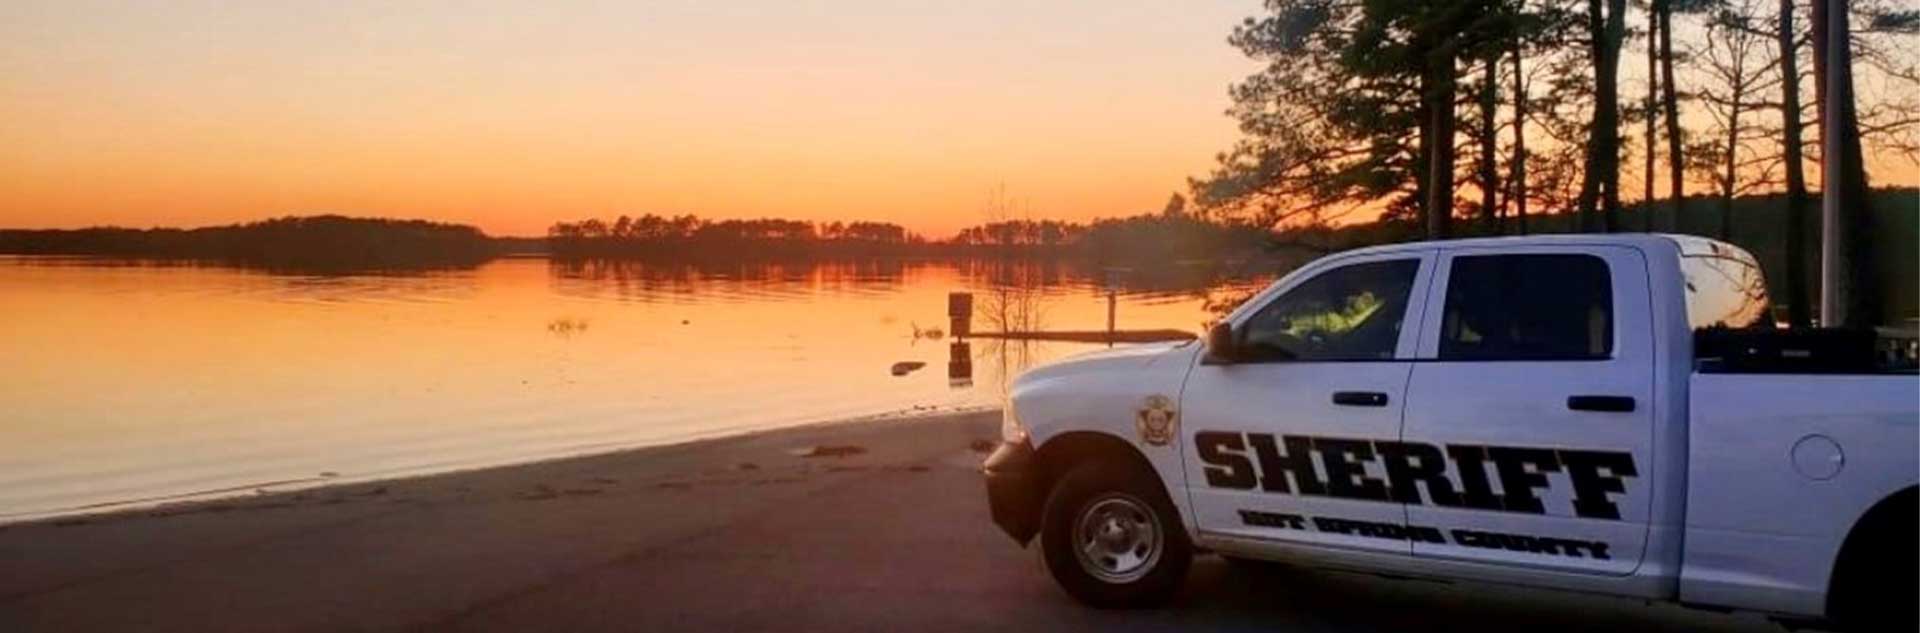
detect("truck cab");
top-left (983, 234), bottom-right (1916, 631)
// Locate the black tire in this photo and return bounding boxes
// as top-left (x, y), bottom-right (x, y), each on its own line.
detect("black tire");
top-left (1038, 460), bottom-right (1192, 608)
top-left (1829, 495), bottom-right (1918, 633)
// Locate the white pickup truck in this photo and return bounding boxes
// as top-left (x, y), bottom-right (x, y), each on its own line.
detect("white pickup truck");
top-left (983, 234), bottom-right (1917, 631)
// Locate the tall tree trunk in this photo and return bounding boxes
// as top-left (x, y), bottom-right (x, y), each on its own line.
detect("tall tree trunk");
top-left (1814, 0), bottom-right (1880, 327)
top-left (1779, 0), bottom-right (1812, 327)
top-left (1512, 40), bottom-right (1530, 236)
top-left (1601, 0), bottom-right (1627, 231)
top-left (1417, 68), bottom-right (1435, 237)
top-left (1478, 59), bottom-right (1500, 234)
top-left (1812, 0), bottom-right (1828, 135)
top-left (1577, 0), bottom-right (1606, 231)
top-left (1425, 56), bottom-right (1456, 240)
top-left (1644, 5), bottom-right (1659, 232)
top-left (1658, 0), bottom-right (1685, 232)
top-left (1721, 78), bottom-right (1743, 242)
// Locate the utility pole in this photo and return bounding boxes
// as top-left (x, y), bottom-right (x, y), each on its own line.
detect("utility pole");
top-left (1818, 0), bottom-right (1866, 327)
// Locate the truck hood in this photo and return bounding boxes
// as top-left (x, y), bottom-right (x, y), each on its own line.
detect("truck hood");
top-left (1006, 340), bottom-right (1201, 448)
top-left (1014, 340), bottom-right (1197, 388)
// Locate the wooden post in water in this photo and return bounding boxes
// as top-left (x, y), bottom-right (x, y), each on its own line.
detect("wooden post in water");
top-left (1101, 267), bottom-right (1129, 348)
top-left (948, 292), bottom-right (972, 340)
top-left (1106, 292), bottom-right (1116, 348)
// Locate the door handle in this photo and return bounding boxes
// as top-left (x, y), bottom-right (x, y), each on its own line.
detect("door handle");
top-left (1332, 391), bottom-right (1390, 407)
top-left (1567, 395), bottom-right (1636, 413)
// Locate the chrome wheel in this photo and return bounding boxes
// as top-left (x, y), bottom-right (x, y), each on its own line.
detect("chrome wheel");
top-left (1072, 494), bottom-right (1163, 584)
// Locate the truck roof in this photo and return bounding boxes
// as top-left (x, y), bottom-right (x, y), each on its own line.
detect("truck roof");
top-left (1334, 232), bottom-right (1745, 261)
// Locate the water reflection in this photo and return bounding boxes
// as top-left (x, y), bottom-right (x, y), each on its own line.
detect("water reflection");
top-left (976, 262), bottom-right (1049, 398)
top-left (0, 255), bottom-right (1278, 520)
top-left (548, 258), bottom-right (917, 304)
top-left (1682, 253), bottom-right (1771, 329)
top-left (948, 341), bottom-right (973, 388)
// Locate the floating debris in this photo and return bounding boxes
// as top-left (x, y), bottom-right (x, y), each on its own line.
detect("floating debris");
top-left (910, 322), bottom-right (945, 341)
top-left (547, 317), bottom-right (590, 337)
top-left (890, 361), bottom-right (927, 376)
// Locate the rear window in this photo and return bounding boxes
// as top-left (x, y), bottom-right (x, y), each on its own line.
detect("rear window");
top-left (1439, 254), bottom-right (1613, 361)
top-left (1680, 247), bottom-right (1771, 331)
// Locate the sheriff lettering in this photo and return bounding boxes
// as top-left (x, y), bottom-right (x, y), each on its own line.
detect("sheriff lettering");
top-left (1195, 432), bottom-right (1639, 521)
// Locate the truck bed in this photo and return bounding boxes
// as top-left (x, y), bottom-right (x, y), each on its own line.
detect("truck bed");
top-left (1694, 327), bottom-right (1919, 375)
top-left (1679, 371), bottom-right (1919, 616)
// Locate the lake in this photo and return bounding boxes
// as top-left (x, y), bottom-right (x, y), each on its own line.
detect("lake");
top-left (0, 256), bottom-right (1276, 521)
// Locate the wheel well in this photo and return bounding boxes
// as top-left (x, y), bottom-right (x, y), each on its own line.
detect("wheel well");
top-left (1032, 431), bottom-right (1161, 501)
top-left (1827, 486), bottom-right (1918, 617)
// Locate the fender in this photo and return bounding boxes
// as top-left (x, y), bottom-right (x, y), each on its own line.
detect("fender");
top-left (1010, 340), bottom-right (1202, 529)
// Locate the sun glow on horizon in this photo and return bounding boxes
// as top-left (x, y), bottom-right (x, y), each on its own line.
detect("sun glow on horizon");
top-left (0, 1), bottom-right (1264, 238)
top-left (3, 1), bottom-right (1914, 239)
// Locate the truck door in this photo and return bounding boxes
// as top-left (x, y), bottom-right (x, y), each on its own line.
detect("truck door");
top-left (1182, 250), bottom-right (1433, 555)
top-left (1401, 246), bottom-right (1655, 576)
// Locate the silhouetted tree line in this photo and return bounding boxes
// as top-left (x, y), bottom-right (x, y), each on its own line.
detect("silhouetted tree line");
top-left (937, 196), bottom-right (1272, 261)
top-left (0, 215), bottom-right (496, 271)
top-left (11, 187), bottom-right (1904, 321)
top-left (550, 209), bottom-right (1279, 265)
top-left (948, 213), bottom-right (1276, 263)
top-left (950, 219), bottom-right (1085, 247)
top-left (547, 214), bottom-right (926, 258)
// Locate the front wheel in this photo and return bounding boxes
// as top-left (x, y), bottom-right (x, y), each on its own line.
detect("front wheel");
top-left (1038, 461), bottom-right (1191, 608)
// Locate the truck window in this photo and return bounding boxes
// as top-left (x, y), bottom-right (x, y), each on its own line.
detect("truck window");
top-left (1680, 251), bottom-right (1771, 330)
top-left (1239, 258), bottom-right (1418, 361)
top-left (1439, 254), bottom-right (1612, 361)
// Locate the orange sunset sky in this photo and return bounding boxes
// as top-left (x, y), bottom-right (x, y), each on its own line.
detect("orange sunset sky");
top-left (0, 1), bottom-right (1264, 238)
top-left (2, 1), bottom-right (1914, 239)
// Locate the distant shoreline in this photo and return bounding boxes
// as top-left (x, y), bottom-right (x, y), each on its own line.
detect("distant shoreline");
top-left (3, 187), bottom-right (1914, 318)
top-left (0, 213), bottom-right (1285, 271)
top-left (0, 215), bottom-right (499, 272)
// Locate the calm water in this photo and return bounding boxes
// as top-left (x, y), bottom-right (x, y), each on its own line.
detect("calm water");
top-left (0, 256), bottom-right (1272, 520)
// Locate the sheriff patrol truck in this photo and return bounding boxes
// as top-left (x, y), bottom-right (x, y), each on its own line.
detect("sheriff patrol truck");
top-left (982, 234), bottom-right (1917, 631)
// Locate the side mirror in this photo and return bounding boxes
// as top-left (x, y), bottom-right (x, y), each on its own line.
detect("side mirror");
top-left (1204, 322), bottom-right (1237, 364)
